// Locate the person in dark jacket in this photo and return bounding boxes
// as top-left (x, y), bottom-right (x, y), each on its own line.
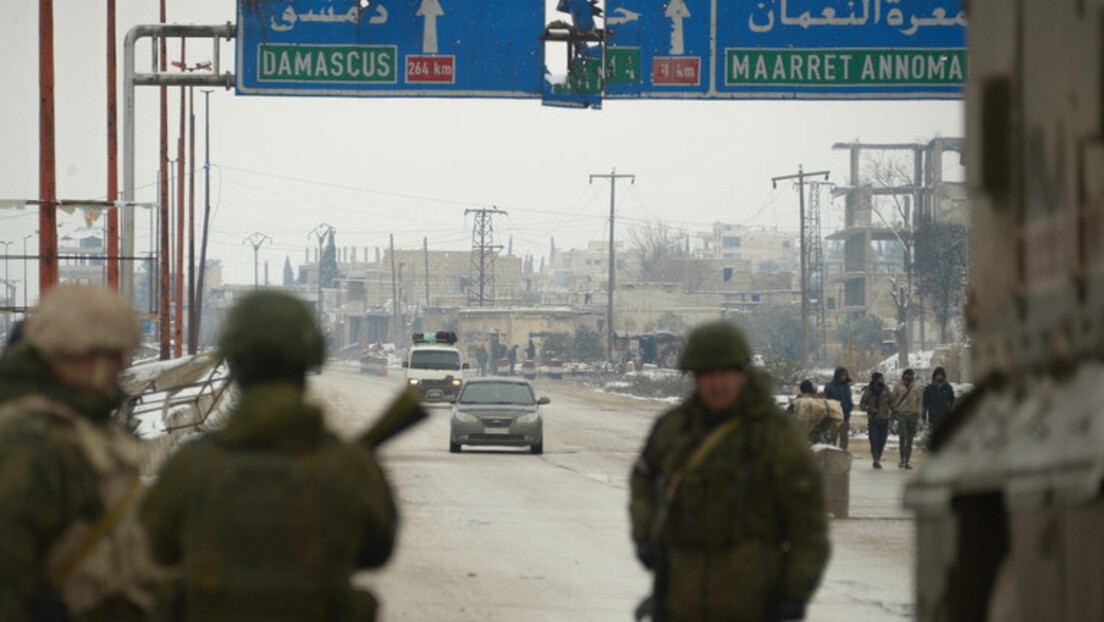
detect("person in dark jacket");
top-left (823, 367), bottom-right (853, 450)
top-left (922, 366), bottom-right (955, 428)
top-left (859, 372), bottom-right (894, 469)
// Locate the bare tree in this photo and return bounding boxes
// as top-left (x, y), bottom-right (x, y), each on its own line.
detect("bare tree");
top-left (629, 219), bottom-right (681, 282)
top-left (629, 219), bottom-right (712, 293)
top-left (866, 154), bottom-right (917, 369)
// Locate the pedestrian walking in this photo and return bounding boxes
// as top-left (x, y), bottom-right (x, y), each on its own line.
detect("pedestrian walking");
top-left (475, 344), bottom-right (489, 376)
top-left (0, 285), bottom-right (159, 622)
top-left (630, 320), bottom-right (829, 621)
top-left (508, 344), bottom-right (518, 375)
top-left (526, 338), bottom-right (536, 362)
top-left (859, 371), bottom-right (894, 469)
top-left (140, 290), bottom-right (397, 621)
top-left (922, 366), bottom-right (955, 429)
top-left (891, 369), bottom-right (923, 469)
top-left (823, 367), bottom-right (853, 450)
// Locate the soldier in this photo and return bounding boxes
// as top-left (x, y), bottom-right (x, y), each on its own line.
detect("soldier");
top-left (822, 367), bottom-right (853, 450)
top-left (891, 369), bottom-right (922, 470)
top-left (859, 372), bottom-right (894, 469)
top-left (630, 320), bottom-right (830, 621)
top-left (140, 290), bottom-right (397, 621)
top-left (0, 285), bottom-right (157, 622)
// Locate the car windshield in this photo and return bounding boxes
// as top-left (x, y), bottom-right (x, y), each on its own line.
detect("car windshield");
top-left (409, 350), bottom-right (461, 370)
top-left (459, 382), bottom-right (535, 405)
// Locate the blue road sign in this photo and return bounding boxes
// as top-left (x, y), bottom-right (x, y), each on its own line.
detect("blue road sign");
top-left (605, 0), bottom-right (965, 99)
top-left (237, 0), bottom-right (545, 97)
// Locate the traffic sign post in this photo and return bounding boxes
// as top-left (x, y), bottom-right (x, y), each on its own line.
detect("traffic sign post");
top-left (237, 0), bottom-right (545, 97)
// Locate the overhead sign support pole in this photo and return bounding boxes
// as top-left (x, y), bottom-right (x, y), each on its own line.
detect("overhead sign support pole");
top-left (122, 23), bottom-right (234, 309)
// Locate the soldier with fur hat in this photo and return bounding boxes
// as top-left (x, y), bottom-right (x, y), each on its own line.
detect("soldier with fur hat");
top-left (0, 285), bottom-right (158, 622)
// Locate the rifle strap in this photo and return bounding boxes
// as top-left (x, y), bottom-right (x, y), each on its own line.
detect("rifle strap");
top-left (664, 415), bottom-right (742, 507)
top-left (50, 475), bottom-right (143, 588)
top-left (894, 384), bottom-right (914, 410)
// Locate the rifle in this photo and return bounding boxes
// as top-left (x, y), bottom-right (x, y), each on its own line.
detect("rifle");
top-left (357, 389), bottom-right (429, 450)
top-left (635, 475), bottom-right (670, 622)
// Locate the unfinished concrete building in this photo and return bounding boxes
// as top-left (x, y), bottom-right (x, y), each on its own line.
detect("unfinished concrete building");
top-left (826, 137), bottom-right (968, 360)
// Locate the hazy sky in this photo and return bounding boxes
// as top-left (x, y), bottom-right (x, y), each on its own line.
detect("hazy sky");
top-left (0, 0), bottom-right (964, 303)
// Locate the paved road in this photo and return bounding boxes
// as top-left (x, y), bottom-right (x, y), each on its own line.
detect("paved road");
top-left (307, 366), bottom-right (916, 621)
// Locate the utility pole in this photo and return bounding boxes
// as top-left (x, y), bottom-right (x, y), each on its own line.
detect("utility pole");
top-left (423, 236), bottom-right (430, 307)
top-left (39, 0), bottom-right (58, 294)
top-left (772, 165), bottom-right (830, 369)
top-left (465, 207), bottom-right (507, 307)
top-left (243, 232), bottom-right (272, 288)
top-left (589, 168), bottom-right (634, 363)
top-left (0, 241), bottom-right (10, 336)
top-left (23, 232), bottom-right (37, 311)
top-left (192, 89), bottom-right (213, 353)
top-left (310, 223), bottom-right (335, 323)
top-left (390, 234), bottom-right (399, 344)
top-left (106, 0), bottom-right (119, 292)
top-left (186, 86), bottom-right (196, 353)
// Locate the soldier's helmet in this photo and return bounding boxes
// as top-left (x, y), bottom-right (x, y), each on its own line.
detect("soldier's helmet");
top-left (24, 285), bottom-right (140, 357)
top-left (680, 320), bottom-right (753, 373)
top-left (219, 289), bottom-right (324, 385)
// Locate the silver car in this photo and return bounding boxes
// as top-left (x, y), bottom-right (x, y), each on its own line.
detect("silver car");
top-left (448, 378), bottom-right (548, 454)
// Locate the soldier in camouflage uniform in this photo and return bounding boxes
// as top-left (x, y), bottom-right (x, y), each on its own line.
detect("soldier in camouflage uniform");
top-left (140, 290), bottom-right (397, 622)
top-left (630, 320), bottom-right (830, 621)
top-left (0, 285), bottom-right (157, 622)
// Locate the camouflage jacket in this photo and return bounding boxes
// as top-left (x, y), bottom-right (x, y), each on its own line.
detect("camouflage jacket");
top-left (629, 370), bottom-right (830, 621)
top-left (140, 381), bottom-right (397, 622)
top-left (0, 345), bottom-right (156, 622)
top-left (859, 384), bottom-right (896, 420)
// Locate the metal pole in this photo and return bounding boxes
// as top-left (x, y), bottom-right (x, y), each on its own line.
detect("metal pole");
top-left (174, 40), bottom-right (186, 358)
top-left (589, 168), bottom-right (635, 363)
top-left (798, 168), bottom-right (807, 367)
top-left (390, 234), bottom-right (399, 344)
top-left (771, 166), bottom-right (830, 369)
top-left (1, 241), bottom-right (10, 335)
top-left (39, 0), bottom-right (58, 294)
top-left (187, 86), bottom-right (196, 353)
top-left (243, 233), bottom-right (271, 289)
top-left (23, 233), bottom-right (36, 310)
top-left (106, 0), bottom-right (119, 292)
top-left (193, 89), bottom-right (213, 351)
top-left (157, 0), bottom-right (170, 360)
top-left (424, 236), bottom-right (430, 306)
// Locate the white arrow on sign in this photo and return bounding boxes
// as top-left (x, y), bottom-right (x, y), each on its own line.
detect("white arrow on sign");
top-left (606, 7), bottom-right (641, 25)
top-left (417, 0), bottom-right (444, 54)
top-left (665, 0), bottom-right (690, 55)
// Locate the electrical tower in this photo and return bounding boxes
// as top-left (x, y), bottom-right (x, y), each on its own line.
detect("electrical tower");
top-left (772, 165), bottom-right (830, 368)
top-left (465, 207), bottom-right (507, 307)
top-left (806, 181), bottom-right (832, 361)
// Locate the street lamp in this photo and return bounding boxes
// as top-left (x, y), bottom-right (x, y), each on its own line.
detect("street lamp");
top-left (23, 231), bottom-right (37, 312)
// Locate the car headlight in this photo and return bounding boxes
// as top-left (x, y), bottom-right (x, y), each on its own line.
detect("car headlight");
top-left (455, 411), bottom-right (478, 422)
top-left (451, 379), bottom-right (461, 386)
top-left (408, 378), bottom-right (420, 385)
top-left (516, 412), bottom-right (538, 423)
